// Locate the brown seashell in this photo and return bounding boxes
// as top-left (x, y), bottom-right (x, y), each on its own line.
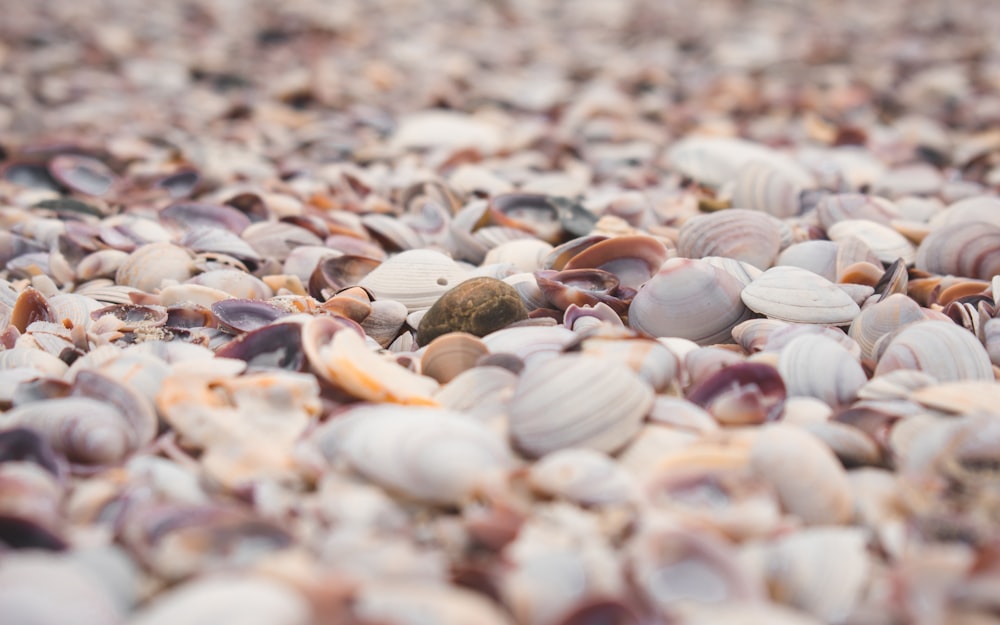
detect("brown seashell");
top-left (10, 287), bottom-right (54, 333)
top-left (534, 268), bottom-right (629, 315)
top-left (416, 277), bottom-right (528, 346)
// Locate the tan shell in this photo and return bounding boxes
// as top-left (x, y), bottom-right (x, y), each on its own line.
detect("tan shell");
top-left (527, 448), bottom-right (637, 505)
top-left (777, 334), bottom-right (866, 407)
top-left (629, 258), bottom-right (750, 345)
top-left (678, 209), bottom-right (782, 269)
top-left (420, 332), bottom-right (490, 384)
top-left (508, 354), bottom-right (653, 458)
top-left (115, 242), bottom-right (194, 293)
top-left (741, 266), bottom-right (860, 325)
top-left (815, 193), bottom-right (899, 231)
top-left (731, 160), bottom-right (806, 218)
top-left (848, 293), bottom-right (926, 360)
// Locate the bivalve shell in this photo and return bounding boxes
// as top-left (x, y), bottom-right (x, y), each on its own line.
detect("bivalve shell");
top-left (730, 160), bottom-right (805, 218)
top-left (629, 258), bottom-right (750, 345)
top-left (115, 242), bottom-right (194, 293)
top-left (777, 334), bottom-right (866, 407)
top-left (914, 221), bottom-right (1000, 280)
top-left (827, 219), bottom-right (915, 265)
top-left (678, 209), bottom-right (782, 270)
top-left (508, 354), bottom-right (653, 458)
top-left (741, 266), bottom-right (860, 325)
top-left (359, 249), bottom-right (469, 312)
top-left (874, 320), bottom-right (993, 381)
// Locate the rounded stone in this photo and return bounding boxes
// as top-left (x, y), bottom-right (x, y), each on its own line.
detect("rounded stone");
top-left (416, 277), bottom-right (528, 346)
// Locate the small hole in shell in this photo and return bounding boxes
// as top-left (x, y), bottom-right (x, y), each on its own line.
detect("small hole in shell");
top-left (437, 277), bottom-right (448, 286)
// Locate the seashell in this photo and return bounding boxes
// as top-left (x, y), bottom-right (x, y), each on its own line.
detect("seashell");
top-left (534, 268), bottom-right (629, 314)
top-left (827, 219), bottom-right (916, 264)
top-left (874, 320), bottom-right (993, 381)
top-left (303, 317), bottom-right (438, 405)
top-left (313, 404), bottom-right (515, 505)
top-left (508, 354), bottom-right (653, 458)
top-left (731, 160), bottom-right (805, 218)
top-left (741, 265), bottom-right (860, 324)
top-left (749, 424), bottom-right (854, 525)
top-left (563, 302), bottom-right (625, 332)
top-left (914, 222), bottom-right (1000, 280)
top-left (928, 195), bottom-right (1000, 229)
top-left (0, 552), bottom-right (124, 625)
top-left (48, 154), bottom-right (117, 197)
top-left (241, 221), bottom-right (323, 262)
top-left (833, 237), bottom-right (882, 282)
top-left (360, 298), bottom-right (408, 347)
top-left (10, 287), bottom-right (54, 333)
top-left (186, 270), bottom-right (272, 299)
top-left (627, 523), bottom-right (764, 617)
top-left (420, 332), bottom-right (490, 384)
top-left (115, 242), bottom-right (195, 293)
top-left (848, 293), bottom-right (926, 360)
top-left (856, 369), bottom-right (937, 402)
top-left (483, 239), bottom-right (554, 273)
top-left (211, 299), bottom-right (288, 334)
top-left (48, 293), bottom-right (103, 330)
top-left (761, 323), bottom-right (861, 358)
top-left (699, 256), bottom-right (762, 289)
top-left (309, 254), bottom-right (381, 299)
top-left (362, 213), bottom-right (424, 251)
top-left (359, 249), bottom-right (469, 312)
top-left (0, 347), bottom-right (68, 377)
top-left (214, 321), bottom-right (305, 371)
top-left (678, 209), bottom-right (782, 269)
top-left (181, 229), bottom-right (261, 268)
top-left (775, 240), bottom-right (838, 282)
top-left (731, 318), bottom-right (788, 353)
top-left (749, 528), bottom-right (871, 623)
top-left (687, 361), bottom-right (786, 425)
top-left (575, 335), bottom-right (681, 393)
top-left (354, 583), bottom-right (514, 625)
top-left (815, 193), bottom-right (899, 231)
top-left (416, 277), bottom-right (529, 346)
top-left (910, 381), bottom-right (1000, 416)
top-left (667, 136), bottom-right (812, 189)
top-left (562, 234), bottom-right (669, 289)
top-left (629, 258), bottom-right (750, 345)
top-left (684, 346), bottom-right (746, 389)
top-left (527, 448), bottom-right (637, 505)
top-left (647, 396), bottom-right (719, 434)
top-left (434, 365), bottom-right (519, 422)
top-left (777, 334), bottom-right (866, 407)
top-left (159, 201), bottom-right (251, 235)
top-left (127, 574), bottom-right (311, 625)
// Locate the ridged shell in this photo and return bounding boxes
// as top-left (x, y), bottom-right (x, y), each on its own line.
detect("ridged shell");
top-left (420, 332), bottom-right (490, 384)
top-left (777, 334), bottom-right (866, 407)
top-left (815, 193), bottom-right (899, 231)
top-left (667, 137), bottom-right (812, 189)
top-left (928, 195), bottom-right (1000, 229)
top-left (775, 240), bottom-right (838, 282)
top-left (874, 320), bottom-right (993, 381)
top-left (629, 258), bottom-right (750, 345)
top-left (848, 293), bottom-right (926, 360)
top-left (313, 405), bottom-right (516, 505)
top-left (731, 160), bottom-right (805, 218)
top-left (359, 249), bottom-right (469, 312)
top-left (741, 266), bottom-right (860, 325)
top-left (827, 219), bottom-right (915, 265)
top-left (914, 221), bottom-right (1000, 280)
top-left (678, 209), bottom-right (782, 269)
top-left (527, 448), bottom-right (637, 505)
top-left (115, 242), bottom-right (194, 293)
top-left (508, 354), bottom-right (653, 458)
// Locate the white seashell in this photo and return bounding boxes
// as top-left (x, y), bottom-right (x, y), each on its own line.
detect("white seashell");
top-left (355, 583), bottom-right (514, 625)
top-left (128, 575), bottom-right (311, 625)
top-left (115, 242), bottom-right (194, 293)
top-left (77, 249), bottom-right (130, 281)
top-left (777, 334), bottom-right (866, 407)
top-left (815, 193), bottom-right (899, 231)
top-left (874, 320), bottom-right (993, 382)
top-left (914, 221), bottom-right (1000, 280)
top-left (361, 299), bottom-right (408, 348)
top-left (629, 258), bottom-right (750, 344)
top-left (731, 160), bottom-right (806, 218)
top-left (434, 366), bottom-right (518, 423)
top-left (577, 336), bottom-right (681, 392)
top-left (503, 272), bottom-right (549, 310)
top-left (741, 266), bottom-right (860, 325)
top-left (678, 209), bottom-right (782, 269)
top-left (241, 222), bottom-right (323, 261)
top-left (528, 448), bottom-right (638, 505)
top-left (0, 347), bottom-right (69, 376)
top-left (647, 395), bottom-right (720, 434)
top-left (359, 249), bottom-right (469, 312)
top-left (481, 325), bottom-right (576, 364)
top-left (928, 194), bottom-right (1000, 229)
top-left (668, 137), bottom-right (812, 189)
top-left (0, 553), bottom-right (124, 625)
top-left (749, 424), bottom-right (854, 525)
top-left (775, 240), bottom-right (838, 282)
top-left (827, 219), bottom-right (916, 264)
top-left (313, 404), bottom-right (516, 505)
top-left (910, 381), bottom-right (1000, 415)
top-left (848, 293), bottom-right (926, 360)
top-left (508, 354), bottom-right (653, 458)
top-left (187, 270), bottom-right (272, 299)
top-left (483, 239), bottom-right (554, 272)
top-left (856, 369), bottom-right (937, 402)
top-left (700, 256), bottom-right (762, 288)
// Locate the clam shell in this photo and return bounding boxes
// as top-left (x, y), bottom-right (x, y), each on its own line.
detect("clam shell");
top-left (667, 137), bottom-right (812, 189)
top-left (115, 242), bottom-right (194, 293)
top-left (576, 335), bottom-right (681, 393)
top-left (777, 334), bottom-right (866, 407)
top-left (874, 320), bottom-right (993, 382)
top-left (359, 249), bottom-right (469, 312)
top-left (928, 195), bottom-right (1000, 229)
top-left (914, 221), bottom-right (1000, 280)
top-left (508, 354), bottom-right (653, 458)
top-left (848, 293), bottom-right (926, 360)
top-left (483, 239), bottom-right (554, 273)
top-left (827, 219), bottom-right (916, 265)
top-left (815, 193), bottom-right (899, 231)
top-left (313, 405), bottom-right (516, 505)
top-left (420, 332), bottom-right (490, 384)
top-left (128, 575), bottom-right (311, 625)
top-left (775, 240), bottom-right (838, 282)
top-left (741, 266), bottom-right (860, 325)
top-left (730, 160), bottom-right (805, 218)
top-left (527, 448), bottom-right (637, 505)
top-left (678, 209), bottom-right (782, 270)
top-left (629, 258), bottom-right (750, 345)
top-left (562, 234), bottom-right (669, 289)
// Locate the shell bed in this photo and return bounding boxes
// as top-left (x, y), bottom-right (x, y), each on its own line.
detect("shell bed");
top-left (2, 0), bottom-right (1000, 624)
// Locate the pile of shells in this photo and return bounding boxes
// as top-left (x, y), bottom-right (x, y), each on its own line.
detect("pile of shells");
top-left (4, 0), bottom-right (1000, 623)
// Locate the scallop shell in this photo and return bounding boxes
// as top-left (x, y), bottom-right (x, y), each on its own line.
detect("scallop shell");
top-left (313, 404), bottom-right (515, 505)
top-left (508, 354), bottom-right (653, 458)
top-left (741, 266), bottom-right (860, 325)
top-left (629, 258), bottom-right (750, 345)
top-left (874, 320), bottom-right (993, 382)
top-left (777, 334), bottom-right (866, 407)
top-left (914, 221), bottom-right (1000, 280)
top-left (678, 209), bottom-right (782, 270)
top-left (359, 249), bottom-right (469, 312)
